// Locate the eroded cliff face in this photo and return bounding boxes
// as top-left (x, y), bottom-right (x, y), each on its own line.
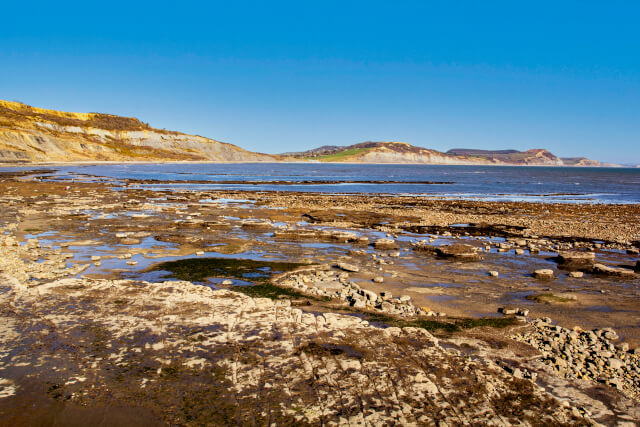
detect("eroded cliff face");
top-left (356, 147), bottom-right (487, 164)
top-left (0, 100), bottom-right (279, 163)
top-left (291, 141), bottom-right (592, 166)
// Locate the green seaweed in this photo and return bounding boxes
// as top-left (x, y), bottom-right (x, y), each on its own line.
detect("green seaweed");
top-left (363, 312), bottom-right (518, 333)
top-left (150, 257), bottom-right (308, 283)
top-left (231, 282), bottom-right (308, 299)
top-left (526, 293), bottom-right (574, 304)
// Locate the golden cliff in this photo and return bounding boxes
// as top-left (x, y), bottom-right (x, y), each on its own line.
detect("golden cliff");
top-left (0, 100), bottom-right (281, 163)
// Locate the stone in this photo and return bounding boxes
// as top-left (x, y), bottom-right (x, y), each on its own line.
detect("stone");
top-left (568, 271), bottom-right (583, 278)
top-left (601, 328), bottom-right (619, 340)
top-left (126, 260), bottom-right (138, 266)
top-left (351, 299), bottom-right (366, 309)
top-left (556, 251), bottom-right (595, 267)
top-left (337, 262), bottom-right (359, 273)
top-left (196, 251), bottom-right (205, 256)
top-left (514, 248), bottom-right (525, 255)
top-left (372, 276), bottom-right (384, 283)
top-left (608, 358), bottom-right (624, 370)
top-left (592, 263), bottom-right (635, 277)
top-left (374, 238), bottom-right (397, 250)
top-left (362, 289), bottom-right (378, 301)
top-left (499, 307), bottom-right (518, 315)
top-left (616, 342), bottom-right (629, 352)
top-left (119, 238), bottom-right (141, 245)
top-left (489, 270), bottom-right (499, 277)
top-left (533, 269), bottom-right (554, 280)
top-left (435, 244), bottom-right (480, 261)
top-left (517, 308), bottom-right (529, 317)
top-left (399, 295), bottom-right (411, 303)
top-left (222, 279), bottom-right (233, 285)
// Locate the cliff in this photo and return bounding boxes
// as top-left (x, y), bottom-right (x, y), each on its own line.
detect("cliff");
top-left (287, 142), bottom-right (592, 166)
top-left (0, 100), bottom-right (610, 166)
top-left (0, 100), bottom-right (281, 163)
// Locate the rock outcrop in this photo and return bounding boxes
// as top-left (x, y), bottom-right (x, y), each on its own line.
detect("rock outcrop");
top-left (285, 141), bottom-right (606, 166)
top-left (0, 100), bottom-right (281, 163)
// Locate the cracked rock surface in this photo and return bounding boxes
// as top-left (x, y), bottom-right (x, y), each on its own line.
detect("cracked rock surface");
top-left (0, 277), bottom-right (609, 426)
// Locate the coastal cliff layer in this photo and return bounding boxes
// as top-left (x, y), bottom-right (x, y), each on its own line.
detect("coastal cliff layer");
top-left (286, 142), bottom-right (606, 166)
top-left (0, 100), bottom-right (609, 165)
top-left (0, 100), bottom-right (280, 163)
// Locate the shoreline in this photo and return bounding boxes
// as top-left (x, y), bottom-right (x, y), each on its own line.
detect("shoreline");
top-left (0, 176), bottom-right (639, 424)
top-left (0, 160), bottom-right (634, 168)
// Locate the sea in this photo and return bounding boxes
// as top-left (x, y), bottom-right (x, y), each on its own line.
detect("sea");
top-left (5, 163), bottom-right (640, 204)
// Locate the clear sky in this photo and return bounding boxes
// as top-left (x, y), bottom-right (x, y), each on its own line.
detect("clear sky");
top-left (1, 1), bottom-right (639, 163)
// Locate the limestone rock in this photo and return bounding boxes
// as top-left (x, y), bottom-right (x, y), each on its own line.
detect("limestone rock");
top-left (373, 238), bottom-right (397, 250)
top-left (337, 262), bottom-right (359, 273)
top-left (592, 263), bottom-right (635, 277)
top-left (556, 251), bottom-right (596, 267)
top-left (435, 244), bottom-right (480, 261)
top-left (533, 269), bottom-right (554, 280)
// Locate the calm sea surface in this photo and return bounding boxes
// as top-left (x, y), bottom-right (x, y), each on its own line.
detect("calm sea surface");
top-left (7, 163), bottom-right (640, 204)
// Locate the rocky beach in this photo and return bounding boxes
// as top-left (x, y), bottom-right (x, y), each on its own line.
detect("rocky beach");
top-left (1, 170), bottom-right (639, 425)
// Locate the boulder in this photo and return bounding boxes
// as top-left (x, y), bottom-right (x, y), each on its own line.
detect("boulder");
top-left (372, 276), bottom-right (384, 283)
top-left (489, 271), bottom-right (499, 277)
top-left (608, 358), bottom-right (624, 370)
top-left (533, 269), bottom-right (554, 280)
top-left (119, 238), bottom-right (141, 245)
top-left (361, 289), bottom-right (378, 302)
top-left (435, 244), bottom-right (480, 261)
top-left (337, 262), bottom-right (359, 273)
top-left (556, 251), bottom-right (595, 267)
top-left (592, 263), bottom-right (635, 277)
top-left (374, 238), bottom-right (397, 250)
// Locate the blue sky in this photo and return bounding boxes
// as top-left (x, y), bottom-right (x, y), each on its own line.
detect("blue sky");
top-left (1, 1), bottom-right (639, 163)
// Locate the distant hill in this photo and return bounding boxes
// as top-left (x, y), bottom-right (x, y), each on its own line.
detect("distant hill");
top-left (285, 142), bottom-right (607, 166)
top-left (0, 99), bottom-right (613, 166)
top-left (0, 100), bottom-right (282, 163)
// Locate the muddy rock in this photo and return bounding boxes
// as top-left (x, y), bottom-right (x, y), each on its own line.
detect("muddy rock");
top-left (592, 263), bottom-right (636, 277)
top-left (556, 251), bottom-right (596, 268)
top-left (373, 238), bottom-right (397, 250)
top-left (337, 262), bottom-right (359, 273)
top-left (533, 269), bottom-right (555, 280)
top-left (435, 244), bottom-right (481, 261)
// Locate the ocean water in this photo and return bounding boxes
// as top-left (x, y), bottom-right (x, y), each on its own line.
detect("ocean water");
top-left (7, 163), bottom-right (640, 204)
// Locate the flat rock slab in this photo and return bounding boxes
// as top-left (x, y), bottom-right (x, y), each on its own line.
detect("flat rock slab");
top-left (533, 269), bottom-right (555, 280)
top-left (0, 278), bottom-right (599, 426)
top-left (592, 263), bottom-right (636, 277)
top-left (435, 244), bottom-right (481, 261)
top-left (336, 262), bottom-right (360, 272)
top-left (373, 238), bottom-right (398, 249)
top-left (556, 251), bottom-right (596, 267)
